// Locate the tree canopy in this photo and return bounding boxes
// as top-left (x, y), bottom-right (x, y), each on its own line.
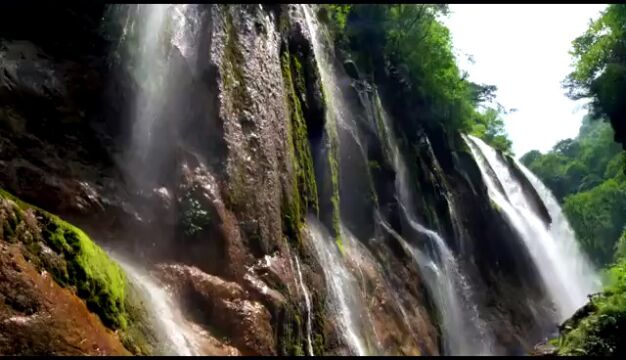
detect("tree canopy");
top-left (564, 4), bottom-right (626, 149)
top-left (321, 4), bottom-right (513, 153)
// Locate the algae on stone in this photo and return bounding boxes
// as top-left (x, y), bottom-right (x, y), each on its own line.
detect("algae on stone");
top-left (0, 188), bottom-right (155, 354)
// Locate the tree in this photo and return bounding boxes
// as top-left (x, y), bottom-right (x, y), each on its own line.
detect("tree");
top-left (553, 138), bottom-right (581, 158)
top-left (564, 179), bottom-right (626, 266)
top-left (564, 5), bottom-right (626, 149)
top-left (325, 5), bottom-right (513, 152)
top-left (470, 106), bottom-right (513, 154)
top-left (520, 150), bottom-right (541, 166)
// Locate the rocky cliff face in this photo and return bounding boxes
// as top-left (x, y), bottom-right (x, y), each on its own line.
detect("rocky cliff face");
top-left (0, 3), bottom-right (562, 356)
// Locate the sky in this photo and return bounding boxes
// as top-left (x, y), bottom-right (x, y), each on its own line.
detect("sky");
top-left (443, 4), bottom-right (607, 157)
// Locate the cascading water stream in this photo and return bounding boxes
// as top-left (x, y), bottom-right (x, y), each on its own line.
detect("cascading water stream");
top-left (301, 6), bottom-right (373, 355)
top-left (122, 4), bottom-right (170, 179)
top-left (109, 254), bottom-right (198, 356)
top-left (463, 135), bottom-right (600, 321)
top-left (105, 6), bottom-right (212, 355)
top-left (302, 4), bottom-right (493, 353)
top-left (293, 255), bottom-right (315, 356)
top-left (306, 216), bottom-right (369, 356)
top-left (517, 159), bottom-right (601, 294)
top-left (375, 97), bottom-right (493, 355)
top-left (112, 4), bottom-right (204, 188)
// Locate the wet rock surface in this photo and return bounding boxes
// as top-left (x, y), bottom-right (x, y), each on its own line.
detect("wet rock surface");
top-left (0, 243), bottom-right (129, 355)
top-left (153, 263), bottom-right (275, 355)
top-left (0, 3), bottom-right (573, 356)
top-left (343, 237), bottom-right (435, 355)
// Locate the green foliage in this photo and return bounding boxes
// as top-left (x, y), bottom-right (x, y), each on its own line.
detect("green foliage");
top-left (564, 5), bottom-right (626, 146)
top-left (565, 5), bottom-right (626, 100)
top-left (521, 117), bottom-right (619, 201)
top-left (563, 179), bottom-right (626, 266)
top-left (553, 259), bottom-right (626, 356)
top-left (180, 193), bottom-right (211, 238)
top-left (0, 188), bottom-right (129, 330)
top-left (614, 229), bottom-right (626, 261)
top-left (319, 4), bottom-right (352, 41)
top-left (470, 107), bottom-right (513, 154)
top-left (333, 4), bottom-right (512, 150)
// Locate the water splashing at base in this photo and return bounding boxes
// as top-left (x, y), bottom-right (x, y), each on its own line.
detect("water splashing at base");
top-left (109, 254), bottom-right (198, 356)
top-left (306, 217), bottom-right (369, 356)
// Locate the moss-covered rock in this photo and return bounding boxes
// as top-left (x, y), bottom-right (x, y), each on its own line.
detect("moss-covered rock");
top-left (550, 261), bottom-right (626, 356)
top-left (280, 43), bottom-right (320, 248)
top-left (0, 188), bottom-right (127, 327)
top-left (0, 188), bottom-right (154, 354)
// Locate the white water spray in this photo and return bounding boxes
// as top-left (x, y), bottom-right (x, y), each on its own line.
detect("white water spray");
top-left (464, 135), bottom-right (600, 321)
top-left (294, 256), bottom-right (315, 356)
top-left (115, 4), bottom-right (204, 186)
top-left (306, 216), bottom-right (368, 356)
top-left (375, 96), bottom-right (493, 355)
top-left (111, 255), bottom-right (198, 356)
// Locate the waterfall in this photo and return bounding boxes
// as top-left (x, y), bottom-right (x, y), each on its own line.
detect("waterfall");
top-left (301, 5), bottom-right (492, 354)
top-left (306, 216), bottom-right (369, 355)
top-left (293, 255), bottom-right (315, 356)
top-left (112, 4), bottom-right (203, 188)
top-left (300, 6), bottom-right (370, 355)
top-left (110, 254), bottom-right (198, 356)
top-left (375, 97), bottom-right (493, 355)
top-left (120, 4), bottom-right (170, 181)
top-left (463, 135), bottom-right (601, 321)
top-left (518, 162), bottom-right (602, 294)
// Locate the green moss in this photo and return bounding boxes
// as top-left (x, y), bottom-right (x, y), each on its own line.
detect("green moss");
top-left (551, 260), bottom-right (626, 355)
top-left (368, 160), bottom-right (381, 171)
top-left (40, 212), bottom-right (128, 329)
top-left (489, 198), bottom-right (500, 213)
top-left (291, 55), bottom-right (307, 103)
top-left (2, 206), bottom-right (20, 241)
top-left (220, 7), bottom-right (253, 212)
top-left (0, 188), bottom-right (129, 330)
top-left (280, 43), bottom-right (320, 248)
top-left (282, 49), bottom-right (320, 215)
top-left (310, 290), bottom-right (327, 355)
top-left (0, 190), bottom-right (171, 357)
top-left (278, 303), bottom-right (306, 356)
top-left (119, 282), bottom-right (161, 355)
top-left (222, 9), bottom-right (250, 111)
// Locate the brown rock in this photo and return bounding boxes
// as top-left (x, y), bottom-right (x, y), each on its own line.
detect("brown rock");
top-left (213, 299), bottom-right (275, 355)
top-left (152, 263), bottom-right (276, 355)
top-left (176, 159), bottom-right (251, 280)
top-left (154, 263), bottom-right (246, 301)
top-left (0, 243), bottom-right (129, 356)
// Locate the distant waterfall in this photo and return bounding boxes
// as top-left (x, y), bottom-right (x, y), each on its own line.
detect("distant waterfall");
top-left (464, 135), bottom-right (600, 321)
top-left (301, 4), bottom-right (494, 354)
